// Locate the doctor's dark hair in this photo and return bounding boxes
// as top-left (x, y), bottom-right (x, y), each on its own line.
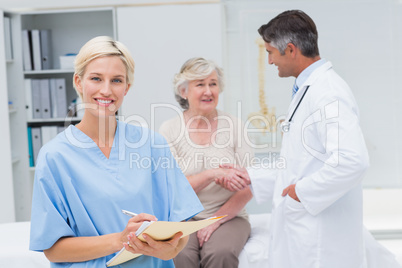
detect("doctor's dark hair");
top-left (73, 36), bottom-right (135, 99)
top-left (258, 10), bottom-right (319, 57)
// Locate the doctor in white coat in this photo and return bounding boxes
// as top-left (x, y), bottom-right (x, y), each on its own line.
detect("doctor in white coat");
top-left (218, 10), bottom-right (372, 268)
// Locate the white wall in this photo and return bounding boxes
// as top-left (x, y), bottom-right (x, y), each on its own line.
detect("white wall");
top-left (0, 0), bottom-right (217, 12)
top-left (1, 0), bottom-right (401, 218)
top-left (223, 0), bottom-right (402, 188)
top-left (117, 3), bottom-right (223, 131)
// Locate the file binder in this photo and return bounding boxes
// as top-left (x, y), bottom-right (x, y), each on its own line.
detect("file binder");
top-left (55, 78), bottom-right (67, 118)
top-left (40, 29), bottom-right (52, 70)
top-left (31, 29), bottom-right (42, 70)
top-left (27, 127), bottom-right (34, 167)
top-left (21, 29), bottom-right (33, 71)
top-left (49, 79), bottom-right (57, 118)
top-left (31, 127), bottom-right (42, 166)
top-left (50, 78), bottom-right (68, 118)
top-left (3, 16), bottom-right (13, 61)
top-left (41, 126), bottom-right (58, 145)
top-left (24, 79), bottom-right (33, 120)
top-left (57, 126), bottom-right (65, 133)
top-left (31, 79), bottom-right (42, 119)
top-left (40, 79), bottom-right (51, 119)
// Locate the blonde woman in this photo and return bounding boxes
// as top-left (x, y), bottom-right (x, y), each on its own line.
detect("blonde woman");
top-left (159, 57), bottom-right (253, 267)
top-left (29, 36), bottom-right (203, 267)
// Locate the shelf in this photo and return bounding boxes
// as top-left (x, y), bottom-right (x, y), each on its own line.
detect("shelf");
top-left (8, 108), bottom-right (17, 114)
top-left (24, 69), bottom-right (74, 75)
top-left (2, 7), bottom-right (116, 222)
top-left (27, 117), bottom-right (82, 123)
top-left (12, 156), bottom-right (20, 164)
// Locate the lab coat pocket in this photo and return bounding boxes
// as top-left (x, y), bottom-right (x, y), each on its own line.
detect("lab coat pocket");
top-left (286, 194), bottom-right (304, 209)
top-left (284, 195), bottom-right (319, 266)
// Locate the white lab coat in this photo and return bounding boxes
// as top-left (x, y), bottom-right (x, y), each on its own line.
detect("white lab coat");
top-left (249, 61), bottom-right (370, 268)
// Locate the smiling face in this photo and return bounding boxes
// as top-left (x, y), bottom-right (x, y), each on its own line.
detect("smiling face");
top-left (74, 56), bottom-right (130, 119)
top-left (265, 42), bottom-right (295, 78)
top-left (184, 71), bottom-right (220, 116)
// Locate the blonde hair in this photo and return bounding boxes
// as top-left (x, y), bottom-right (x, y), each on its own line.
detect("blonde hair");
top-left (173, 57), bottom-right (224, 110)
top-left (73, 36), bottom-right (135, 99)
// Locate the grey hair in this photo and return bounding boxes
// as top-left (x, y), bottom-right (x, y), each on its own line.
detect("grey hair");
top-left (258, 10), bottom-right (319, 57)
top-left (173, 57), bottom-right (224, 110)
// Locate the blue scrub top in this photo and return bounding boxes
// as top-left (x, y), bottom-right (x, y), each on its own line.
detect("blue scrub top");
top-left (29, 121), bottom-right (204, 268)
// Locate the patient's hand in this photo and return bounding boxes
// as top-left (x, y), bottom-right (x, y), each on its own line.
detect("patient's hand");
top-left (215, 164), bottom-right (251, 191)
top-left (197, 222), bottom-right (221, 247)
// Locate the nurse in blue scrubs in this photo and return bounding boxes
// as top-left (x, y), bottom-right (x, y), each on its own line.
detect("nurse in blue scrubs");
top-left (29, 36), bottom-right (204, 268)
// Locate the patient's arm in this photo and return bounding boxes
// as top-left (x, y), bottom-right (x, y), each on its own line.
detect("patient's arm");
top-left (215, 163), bottom-right (251, 191)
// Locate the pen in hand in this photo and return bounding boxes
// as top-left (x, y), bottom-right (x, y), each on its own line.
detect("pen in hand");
top-left (122, 209), bottom-right (138, 217)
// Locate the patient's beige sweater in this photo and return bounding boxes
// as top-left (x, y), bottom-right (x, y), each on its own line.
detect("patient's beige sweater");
top-left (159, 110), bottom-right (253, 220)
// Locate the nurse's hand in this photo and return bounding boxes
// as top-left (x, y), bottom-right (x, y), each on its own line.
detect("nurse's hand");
top-left (123, 231), bottom-right (186, 260)
top-left (120, 213), bottom-right (157, 246)
top-left (282, 184), bottom-right (300, 202)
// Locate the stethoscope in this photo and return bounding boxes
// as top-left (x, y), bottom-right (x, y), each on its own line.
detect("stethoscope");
top-left (280, 85), bottom-right (310, 133)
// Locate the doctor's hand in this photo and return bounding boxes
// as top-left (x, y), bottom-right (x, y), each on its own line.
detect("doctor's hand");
top-left (282, 184), bottom-right (300, 202)
top-left (215, 164), bottom-right (251, 192)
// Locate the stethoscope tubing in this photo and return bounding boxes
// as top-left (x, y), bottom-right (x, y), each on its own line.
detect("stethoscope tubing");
top-left (288, 85), bottom-right (310, 122)
top-left (281, 85), bottom-right (311, 132)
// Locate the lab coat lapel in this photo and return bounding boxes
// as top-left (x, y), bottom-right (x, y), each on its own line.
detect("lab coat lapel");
top-left (285, 61), bottom-right (333, 123)
top-left (302, 61), bottom-right (332, 87)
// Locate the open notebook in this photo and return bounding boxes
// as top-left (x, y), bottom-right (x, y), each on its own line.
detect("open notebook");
top-left (106, 215), bottom-right (226, 267)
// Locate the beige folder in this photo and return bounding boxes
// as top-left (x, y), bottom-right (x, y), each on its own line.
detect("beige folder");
top-left (106, 215), bottom-right (226, 267)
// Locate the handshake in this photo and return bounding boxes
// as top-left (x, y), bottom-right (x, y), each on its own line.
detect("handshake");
top-left (217, 164), bottom-right (299, 201)
top-left (215, 164), bottom-right (251, 192)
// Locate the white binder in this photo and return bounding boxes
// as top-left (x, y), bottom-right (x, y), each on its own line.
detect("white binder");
top-left (57, 126), bottom-right (65, 133)
top-left (40, 79), bottom-right (51, 119)
top-left (21, 29), bottom-right (33, 71)
top-left (41, 126), bottom-right (58, 145)
top-left (55, 78), bottom-right (67, 118)
top-left (40, 29), bottom-right (52, 70)
top-left (4, 17), bottom-right (13, 61)
top-left (49, 79), bottom-right (57, 118)
top-left (49, 78), bottom-right (67, 118)
top-left (31, 79), bottom-right (42, 119)
top-left (24, 79), bottom-right (33, 120)
top-left (31, 29), bottom-right (42, 70)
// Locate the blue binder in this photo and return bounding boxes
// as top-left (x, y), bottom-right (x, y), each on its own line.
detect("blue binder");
top-left (27, 127), bottom-right (34, 167)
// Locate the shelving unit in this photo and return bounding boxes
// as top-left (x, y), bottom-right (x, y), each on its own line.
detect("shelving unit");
top-left (1, 7), bottom-right (116, 222)
top-left (2, 10), bottom-right (27, 223)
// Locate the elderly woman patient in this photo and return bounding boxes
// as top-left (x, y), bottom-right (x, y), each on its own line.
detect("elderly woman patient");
top-left (159, 57), bottom-right (253, 267)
